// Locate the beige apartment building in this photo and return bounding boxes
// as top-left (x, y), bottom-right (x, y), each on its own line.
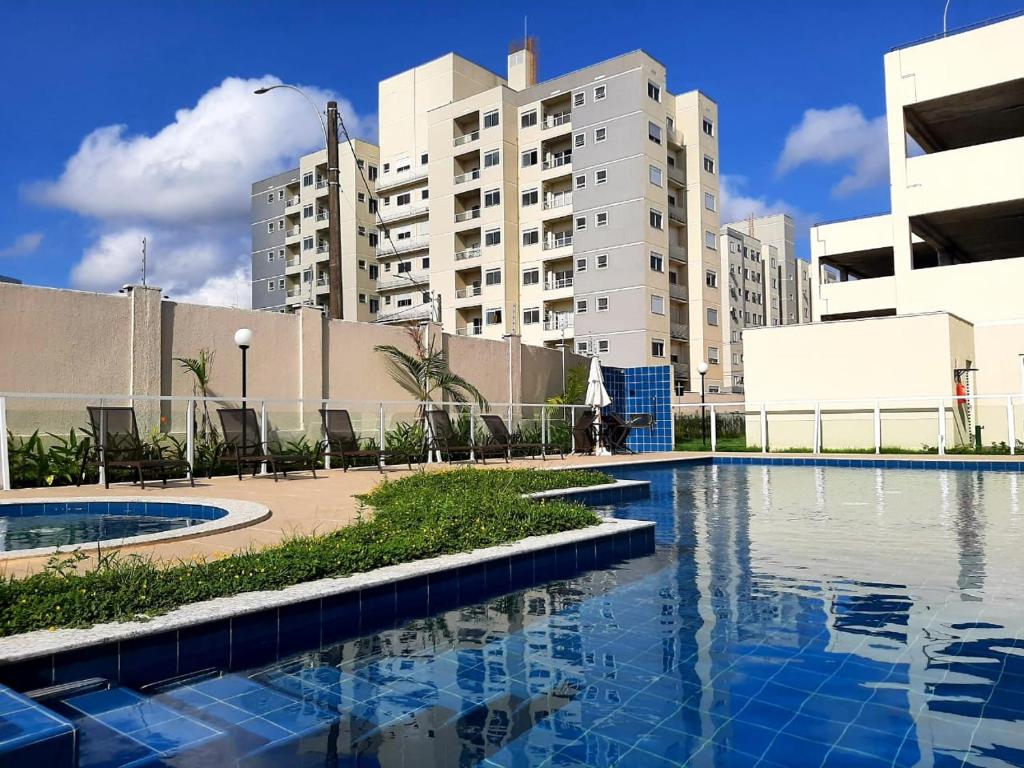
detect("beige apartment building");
top-left (250, 140), bottom-right (380, 320)
top-left (744, 13), bottom-right (1024, 449)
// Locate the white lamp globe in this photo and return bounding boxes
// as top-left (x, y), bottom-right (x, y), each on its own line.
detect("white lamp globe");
top-left (234, 328), bottom-right (254, 348)
top-left (697, 361), bottom-right (709, 375)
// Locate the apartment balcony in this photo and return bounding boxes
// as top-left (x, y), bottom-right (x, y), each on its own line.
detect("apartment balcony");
top-left (286, 287), bottom-right (304, 298)
top-left (315, 244), bottom-right (329, 255)
top-left (378, 203), bottom-right (429, 224)
top-left (454, 207), bottom-right (481, 224)
top-left (376, 234), bottom-right (429, 256)
top-left (542, 111), bottom-right (571, 131)
top-left (454, 285), bottom-right (482, 300)
top-left (455, 325), bottom-right (483, 336)
top-left (453, 130), bottom-right (480, 148)
top-left (673, 361), bottom-right (690, 380)
top-left (670, 322), bottom-right (688, 340)
top-left (542, 234), bottom-right (573, 257)
top-left (374, 167), bottom-right (428, 194)
top-left (376, 270), bottom-right (429, 291)
top-left (315, 276), bottom-right (330, 293)
top-left (454, 247), bottom-right (481, 263)
top-left (315, 180), bottom-right (329, 196)
top-left (542, 191), bottom-right (572, 212)
top-left (667, 126), bottom-right (683, 148)
top-left (819, 276), bottom-right (897, 320)
top-left (543, 277), bottom-right (573, 296)
top-left (542, 154), bottom-right (572, 172)
top-left (377, 303), bottom-right (432, 324)
top-left (285, 226), bottom-right (301, 238)
top-left (453, 169), bottom-right (481, 186)
top-left (285, 195), bottom-right (302, 209)
top-left (668, 206), bottom-right (686, 225)
top-left (667, 164), bottom-right (685, 187)
top-left (670, 283), bottom-right (687, 301)
top-left (669, 244), bottom-right (687, 263)
top-left (543, 315), bottom-right (574, 332)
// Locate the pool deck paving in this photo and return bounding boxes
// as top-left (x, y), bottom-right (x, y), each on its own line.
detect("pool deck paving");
top-left (2, 450), bottom-right (1019, 578)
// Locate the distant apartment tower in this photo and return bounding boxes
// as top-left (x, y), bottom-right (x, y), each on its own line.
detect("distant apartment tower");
top-left (0, 274), bottom-right (20, 284)
top-left (250, 140), bottom-right (380, 318)
top-left (423, 44), bottom-right (721, 391)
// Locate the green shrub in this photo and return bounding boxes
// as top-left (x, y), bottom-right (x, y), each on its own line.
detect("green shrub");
top-left (0, 467), bottom-right (608, 636)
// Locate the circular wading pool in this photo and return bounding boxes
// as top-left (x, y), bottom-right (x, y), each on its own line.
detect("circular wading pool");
top-left (0, 498), bottom-right (271, 559)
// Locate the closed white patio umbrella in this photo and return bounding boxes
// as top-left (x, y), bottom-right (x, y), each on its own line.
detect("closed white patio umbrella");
top-left (584, 356), bottom-right (612, 455)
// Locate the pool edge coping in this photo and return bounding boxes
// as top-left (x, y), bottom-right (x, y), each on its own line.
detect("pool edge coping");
top-left (0, 480), bottom-right (654, 665)
top-left (0, 497), bottom-right (272, 561)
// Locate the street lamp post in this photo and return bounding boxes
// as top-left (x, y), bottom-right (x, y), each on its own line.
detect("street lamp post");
top-left (235, 328), bottom-right (253, 449)
top-left (254, 85), bottom-right (343, 320)
top-left (697, 361), bottom-right (709, 446)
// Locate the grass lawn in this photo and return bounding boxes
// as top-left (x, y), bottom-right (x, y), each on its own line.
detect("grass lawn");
top-left (0, 468), bottom-right (610, 637)
top-left (675, 436), bottom-right (759, 452)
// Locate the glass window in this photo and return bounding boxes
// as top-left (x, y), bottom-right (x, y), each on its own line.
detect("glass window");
top-left (576, 257), bottom-right (587, 272)
top-left (575, 216), bottom-right (587, 231)
top-left (597, 296), bottom-right (609, 311)
top-left (484, 149), bottom-right (500, 167)
top-left (483, 110), bottom-right (499, 128)
top-left (703, 155), bottom-right (715, 174)
top-left (485, 268), bottom-right (502, 285)
top-left (574, 133), bottom-right (585, 148)
top-left (705, 230), bottom-right (718, 250)
top-left (574, 174), bottom-right (586, 190)
top-left (705, 270), bottom-right (717, 288)
top-left (648, 121), bottom-right (662, 144)
top-left (650, 252), bottom-right (664, 272)
top-left (704, 192), bottom-right (716, 212)
top-left (649, 165), bottom-right (663, 186)
top-left (521, 149), bottom-right (538, 167)
top-left (521, 188), bottom-right (538, 206)
top-left (596, 254), bottom-right (608, 269)
top-left (573, 92), bottom-right (585, 107)
top-left (651, 339), bottom-right (665, 358)
top-left (523, 268), bottom-right (539, 285)
top-left (485, 308), bottom-right (502, 324)
top-left (576, 299), bottom-right (588, 313)
top-left (484, 189), bottom-right (501, 207)
top-left (522, 228), bottom-right (539, 246)
top-left (651, 295), bottom-right (665, 314)
top-left (595, 169), bottom-right (607, 185)
top-left (485, 229), bottom-right (501, 246)
top-left (594, 127), bottom-right (606, 142)
top-left (597, 339), bottom-right (610, 354)
top-left (302, 172), bottom-right (313, 187)
top-left (707, 308), bottom-right (719, 326)
top-left (523, 308), bottom-right (540, 325)
top-left (650, 209), bottom-right (663, 229)
top-left (648, 81), bottom-right (661, 101)
top-left (596, 212), bottom-right (608, 227)
top-left (521, 110), bottom-right (537, 128)
top-left (594, 84), bottom-right (606, 100)
top-left (702, 118), bottom-right (714, 136)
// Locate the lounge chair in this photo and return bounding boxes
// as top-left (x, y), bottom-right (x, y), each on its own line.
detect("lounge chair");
top-left (480, 414), bottom-right (564, 461)
top-left (78, 406), bottom-right (194, 489)
top-left (604, 413), bottom-right (636, 454)
top-left (571, 411), bottom-right (597, 454)
top-left (319, 408), bottom-right (415, 472)
top-left (216, 408), bottom-right (318, 481)
top-left (426, 410), bottom-right (505, 464)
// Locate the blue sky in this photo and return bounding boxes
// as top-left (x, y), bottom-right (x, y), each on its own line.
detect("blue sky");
top-left (2, 0), bottom-right (1021, 304)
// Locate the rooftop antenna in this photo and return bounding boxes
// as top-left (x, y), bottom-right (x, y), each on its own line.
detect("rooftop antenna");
top-left (747, 212), bottom-right (755, 237)
top-left (141, 237), bottom-right (147, 286)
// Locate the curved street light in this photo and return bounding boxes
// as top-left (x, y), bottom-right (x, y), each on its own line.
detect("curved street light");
top-left (253, 84), bottom-right (328, 140)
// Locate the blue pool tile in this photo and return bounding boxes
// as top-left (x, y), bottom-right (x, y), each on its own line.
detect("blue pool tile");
top-left (533, 548), bottom-right (558, 582)
top-left (576, 540), bottom-right (596, 570)
top-left (484, 558), bottom-right (511, 594)
top-left (229, 610), bottom-right (278, 671)
top-left (321, 592), bottom-right (360, 646)
top-left (277, 599), bottom-right (322, 658)
top-left (0, 655), bottom-right (53, 692)
top-left (119, 631), bottom-right (178, 688)
top-left (395, 576), bottom-right (429, 624)
top-left (426, 570), bottom-right (460, 614)
top-left (53, 643), bottom-right (118, 686)
top-left (457, 564), bottom-right (487, 603)
top-left (508, 553), bottom-right (534, 590)
top-left (554, 544), bottom-right (577, 578)
top-left (359, 583), bottom-right (397, 632)
top-left (178, 619), bottom-right (229, 676)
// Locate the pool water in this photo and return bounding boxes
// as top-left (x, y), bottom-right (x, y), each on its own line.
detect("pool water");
top-left (53, 463), bottom-right (1024, 766)
top-left (0, 501), bottom-right (221, 551)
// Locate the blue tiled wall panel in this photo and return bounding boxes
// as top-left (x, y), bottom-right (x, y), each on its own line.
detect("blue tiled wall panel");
top-left (601, 364), bottom-right (673, 453)
top-left (0, 685), bottom-right (76, 768)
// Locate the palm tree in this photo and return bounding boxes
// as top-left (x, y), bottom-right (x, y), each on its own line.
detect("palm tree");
top-left (374, 327), bottom-right (487, 415)
top-left (174, 349), bottom-right (215, 441)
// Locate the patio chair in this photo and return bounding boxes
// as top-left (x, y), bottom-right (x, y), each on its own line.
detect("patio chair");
top-left (604, 413), bottom-right (636, 454)
top-left (480, 414), bottom-right (564, 461)
top-left (571, 411), bottom-right (597, 454)
top-left (426, 410), bottom-right (505, 464)
top-left (319, 409), bottom-right (416, 472)
top-left (78, 406), bottom-right (195, 490)
top-left (216, 408), bottom-right (318, 481)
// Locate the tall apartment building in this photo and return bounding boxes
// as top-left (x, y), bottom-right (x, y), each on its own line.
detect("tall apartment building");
top-left (250, 139), bottom-right (380, 319)
top-left (719, 213), bottom-right (812, 391)
top-left (421, 44), bottom-right (722, 392)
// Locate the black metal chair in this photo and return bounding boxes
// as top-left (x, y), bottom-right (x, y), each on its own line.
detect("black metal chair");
top-left (604, 413), bottom-right (636, 454)
top-left (78, 406), bottom-right (194, 489)
top-left (216, 408), bottom-right (317, 481)
top-left (319, 408), bottom-right (416, 472)
top-left (480, 414), bottom-right (564, 460)
top-left (571, 411), bottom-right (597, 454)
top-left (426, 410), bottom-right (505, 464)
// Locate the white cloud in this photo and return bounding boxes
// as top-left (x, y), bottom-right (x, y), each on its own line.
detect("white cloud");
top-left (0, 232), bottom-right (43, 258)
top-left (719, 175), bottom-right (815, 234)
top-left (777, 105), bottom-right (889, 197)
top-left (29, 75), bottom-right (373, 307)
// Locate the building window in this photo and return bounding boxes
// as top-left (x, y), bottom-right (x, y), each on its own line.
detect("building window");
top-left (651, 339), bottom-right (665, 358)
top-left (703, 155), bottom-right (715, 174)
top-left (709, 384), bottom-right (721, 394)
top-left (278, 278), bottom-right (285, 290)
top-left (266, 223), bottom-right (274, 233)
top-left (267, 252), bottom-right (274, 263)
top-left (485, 268), bottom-right (502, 286)
top-left (367, 164), bottom-right (377, 180)
top-left (703, 118), bottom-right (714, 136)
top-left (485, 229), bottom-right (501, 246)
top-left (648, 121), bottom-right (662, 145)
top-left (522, 188), bottom-right (538, 206)
top-left (705, 270), bottom-right (717, 288)
top-left (648, 81), bottom-right (661, 101)
top-left (421, 189), bottom-right (429, 200)
top-left (521, 110), bottom-right (537, 128)
top-left (650, 252), bottom-right (664, 272)
top-left (576, 299), bottom-right (588, 313)
top-left (369, 264), bottom-right (379, 279)
top-left (594, 127), bottom-right (607, 142)
top-left (705, 230), bottom-right (717, 250)
top-left (596, 254), bottom-right (608, 269)
top-left (704, 192), bottom-right (716, 212)
top-left (483, 110), bottom-right (499, 129)
top-left (358, 192), bottom-right (365, 203)
top-left (358, 259), bottom-right (366, 270)
top-left (396, 192), bottom-right (411, 206)
top-left (595, 169), bottom-right (607, 185)
top-left (575, 216), bottom-right (587, 232)
top-left (383, 163), bottom-right (390, 173)
top-left (523, 268), bottom-right (539, 285)
top-left (576, 257), bottom-right (587, 272)
top-left (358, 293), bottom-right (367, 304)
top-left (267, 281), bottom-right (275, 292)
top-left (649, 165), bottom-right (663, 187)
top-left (422, 257), bottom-right (430, 268)
top-left (577, 341), bottom-right (590, 354)
top-left (302, 172), bottom-right (313, 187)
top-left (651, 295), bottom-right (665, 315)
top-left (420, 153), bottom-right (428, 165)
top-left (358, 226), bottom-right (366, 236)
top-left (523, 307), bottom-right (540, 325)
top-left (597, 296), bottom-right (609, 311)
top-left (574, 133), bottom-right (585, 148)
top-left (267, 192), bottom-right (274, 203)
top-left (574, 174), bottom-right (586, 190)
top-left (398, 261), bottom-right (411, 273)
top-left (369, 297), bottom-right (379, 313)
top-left (573, 91), bottom-right (585, 107)
top-left (484, 149), bottom-right (500, 167)
top-left (522, 228), bottom-right (539, 246)
top-left (303, 236), bottom-right (314, 250)
top-left (484, 189), bottom-right (501, 207)
top-left (650, 209), bottom-right (663, 229)
top-left (597, 339), bottom-right (610, 354)
top-left (521, 149), bottom-right (538, 167)
top-left (708, 347), bottom-right (720, 364)
top-left (595, 211), bottom-right (608, 227)
top-left (485, 308), bottom-right (502, 325)
top-left (707, 308), bottom-right (719, 326)
top-left (594, 84), bottom-right (606, 100)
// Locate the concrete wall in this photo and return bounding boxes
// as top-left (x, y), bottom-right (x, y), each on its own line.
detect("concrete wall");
top-left (0, 282), bottom-right (583, 438)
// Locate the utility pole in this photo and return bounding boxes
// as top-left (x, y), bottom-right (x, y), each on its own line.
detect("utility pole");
top-left (141, 237), bottom-right (147, 286)
top-left (327, 101), bottom-right (344, 320)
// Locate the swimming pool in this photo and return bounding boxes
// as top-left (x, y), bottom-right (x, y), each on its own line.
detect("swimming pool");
top-left (36, 463), bottom-right (1024, 766)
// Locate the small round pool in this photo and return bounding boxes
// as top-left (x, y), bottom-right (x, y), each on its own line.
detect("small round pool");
top-left (0, 498), bottom-right (271, 558)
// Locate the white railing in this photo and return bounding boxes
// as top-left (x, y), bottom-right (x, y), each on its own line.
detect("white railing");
top-left (543, 192), bottom-right (572, 210)
top-left (376, 271), bottom-right (428, 291)
top-left (543, 112), bottom-right (571, 129)
top-left (543, 316), bottom-right (573, 331)
top-left (378, 204), bottom-right (429, 223)
top-left (316, 211), bottom-right (329, 222)
top-left (454, 208), bottom-right (481, 223)
top-left (315, 180), bottom-right (328, 190)
top-left (286, 287), bottom-right (303, 298)
top-left (375, 303), bottom-right (432, 323)
top-left (543, 154), bottom-right (572, 171)
top-left (454, 247), bottom-right (481, 262)
top-left (377, 235), bottom-right (429, 256)
top-left (375, 167), bottom-right (428, 191)
top-left (544, 277), bottom-right (573, 291)
top-left (668, 206), bottom-right (685, 224)
top-left (453, 169), bottom-right (481, 185)
top-left (454, 326), bottom-right (483, 336)
top-left (453, 130), bottom-right (480, 147)
top-left (670, 322), bottom-right (687, 339)
top-left (543, 235), bottom-right (573, 251)
top-left (286, 227), bottom-right (300, 237)
top-left (286, 196), bottom-right (301, 206)
top-left (455, 285), bottom-right (482, 299)
top-left (286, 256), bottom-right (301, 268)
top-left (316, 245), bottom-right (329, 254)
top-left (316, 277), bottom-right (329, 287)
top-left (670, 283), bottom-right (686, 301)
